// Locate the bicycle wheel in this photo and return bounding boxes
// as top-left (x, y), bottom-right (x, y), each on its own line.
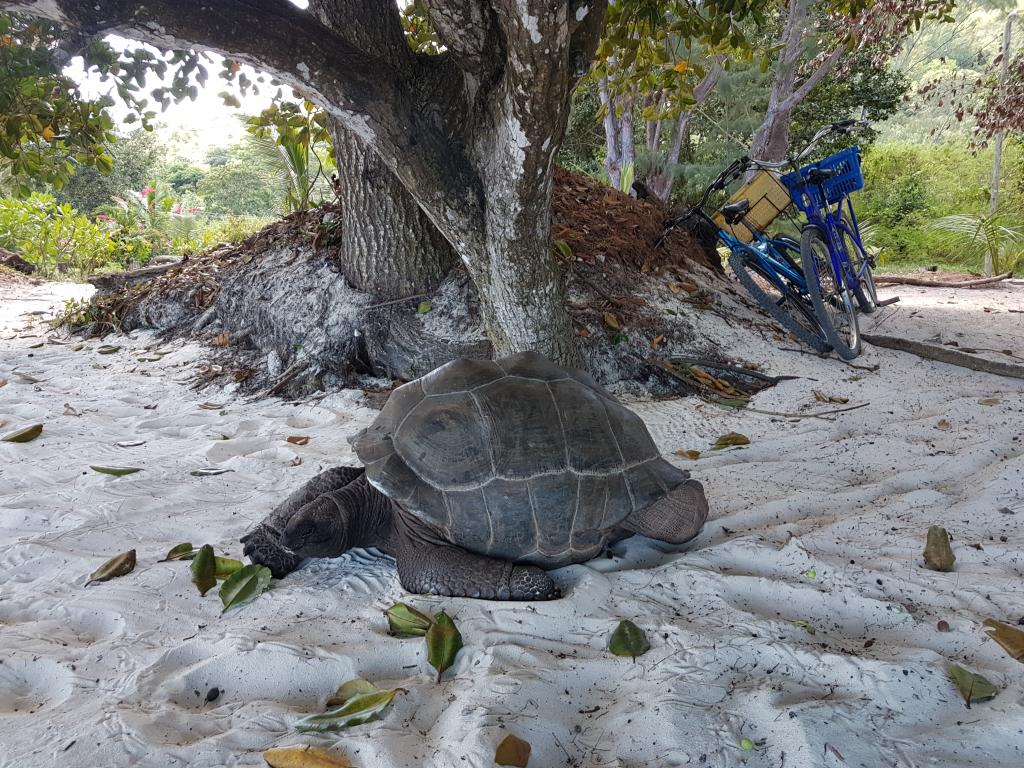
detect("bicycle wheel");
top-left (838, 215), bottom-right (877, 314)
top-left (728, 247), bottom-right (831, 353)
top-left (800, 226), bottom-right (861, 360)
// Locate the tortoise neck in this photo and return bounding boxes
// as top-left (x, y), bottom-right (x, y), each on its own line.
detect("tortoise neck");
top-left (344, 474), bottom-right (394, 550)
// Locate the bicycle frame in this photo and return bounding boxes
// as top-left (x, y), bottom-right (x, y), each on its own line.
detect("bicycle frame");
top-left (799, 189), bottom-right (868, 293)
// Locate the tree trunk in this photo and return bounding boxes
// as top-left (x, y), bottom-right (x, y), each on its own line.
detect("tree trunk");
top-left (328, 119), bottom-right (456, 298)
top-left (6, 0), bottom-right (606, 368)
top-left (599, 75), bottom-right (622, 190)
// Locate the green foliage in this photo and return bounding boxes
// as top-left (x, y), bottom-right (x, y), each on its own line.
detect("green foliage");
top-left (245, 100), bottom-right (333, 213)
top-left (162, 159), bottom-right (207, 195)
top-left (0, 14), bottom-right (119, 195)
top-left (856, 139), bottom-right (1024, 271)
top-left (927, 211), bottom-right (1024, 273)
top-left (56, 130), bottom-right (166, 215)
top-left (196, 159), bottom-right (282, 216)
top-left (0, 193), bottom-right (120, 278)
top-left (171, 215), bottom-right (274, 255)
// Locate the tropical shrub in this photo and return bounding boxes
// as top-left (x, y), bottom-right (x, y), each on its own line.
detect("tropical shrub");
top-left (0, 194), bottom-right (119, 278)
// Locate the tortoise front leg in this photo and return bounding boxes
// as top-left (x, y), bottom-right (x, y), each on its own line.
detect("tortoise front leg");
top-left (242, 466), bottom-right (364, 577)
top-left (622, 478), bottom-right (709, 545)
top-left (386, 515), bottom-right (559, 601)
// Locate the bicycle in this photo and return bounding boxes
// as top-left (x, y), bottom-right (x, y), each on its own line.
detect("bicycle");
top-left (662, 158), bottom-right (830, 353)
top-left (778, 121), bottom-right (899, 359)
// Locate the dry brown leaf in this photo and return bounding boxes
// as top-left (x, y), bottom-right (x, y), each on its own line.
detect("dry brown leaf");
top-left (0, 378), bottom-right (6, 387)
top-left (199, 402), bottom-right (225, 410)
top-left (576, 325), bottom-right (590, 338)
top-left (983, 619), bottom-right (1024, 661)
top-left (813, 390), bottom-right (849, 404)
top-left (936, 419), bottom-right (951, 430)
top-left (263, 745), bottom-right (352, 768)
top-left (210, 332), bottom-right (231, 347)
top-left (287, 435), bottom-right (310, 446)
top-left (651, 335), bottom-right (665, 348)
top-left (603, 312), bottom-right (621, 330)
top-left (495, 734), bottom-right (532, 767)
top-left (978, 398), bottom-right (1000, 406)
top-left (674, 449), bottom-right (701, 460)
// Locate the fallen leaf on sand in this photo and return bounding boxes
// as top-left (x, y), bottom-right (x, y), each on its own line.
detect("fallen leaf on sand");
top-left (0, 378), bottom-right (6, 387)
top-left (210, 332), bottom-right (230, 347)
top-left (63, 403), bottom-right (81, 416)
top-left (417, 300), bottom-right (432, 314)
top-left (386, 602), bottom-right (433, 637)
top-left (983, 619), bottom-right (1024, 661)
top-left (97, 345), bottom-right (121, 355)
top-left (191, 467), bottom-right (233, 477)
top-left (609, 619), bottom-right (650, 660)
top-left (495, 734), bottom-right (532, 767)
top-left (87, 550), bottom-right (136, 585)
top-left (287, 435), bottom-right (310, 446)
top-left (603, 312), bottom-right (621, 330)
top-left (947, 663), bottom-right (999, 707)
top-left (116, 440), bottom-right (146, 448)
top-left (936, 419), bottom-right (951, 430)
top-left (295, 680), bottom-right (400, 732)
top-left (2, 423), bottom-right (43, 442)
top-left (426, 611), bottom-right (463, 682)
top-left (160, 543), bottom-right (196, 562)
top-left (191, 544), bottom-right (217, 596)
top-left (219, 564), bottom-right (272, 613)
top-left (923, 525), bottom-right (955, 571)
top-left (813, 390), bottom-right (849, 404)
top-left (90, 465), bottom-right (142, 477)
top-left (650, 334), bottom-right (666, 348)
top-left (713, 432), bottom-right (750, 450)
top-left (199, 402), bottom-right (225, 410)
top-left (978, 398), bottom-right (1000, 406)
top-left (674, 449), bottom-right (701, 460)
top-left (263, 745), bottom-right (352, 767)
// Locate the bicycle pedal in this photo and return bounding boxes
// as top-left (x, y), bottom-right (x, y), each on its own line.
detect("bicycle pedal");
top-left (875, 296), bottom-right (900, 306)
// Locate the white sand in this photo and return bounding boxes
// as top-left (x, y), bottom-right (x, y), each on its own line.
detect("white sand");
top-left (1, 277), bottom-right (1023, 767)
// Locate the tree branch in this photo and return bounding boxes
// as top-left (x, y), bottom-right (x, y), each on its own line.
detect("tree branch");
top-left (780, 42), bottom-right (846, 112)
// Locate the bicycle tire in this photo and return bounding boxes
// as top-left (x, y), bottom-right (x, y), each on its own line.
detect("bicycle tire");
top-left (838, 215), bottom-right (877, 313)
top-left (800, 225), bottom-right (861, 360)
top-left (728, 247), bottom-right (831, 353)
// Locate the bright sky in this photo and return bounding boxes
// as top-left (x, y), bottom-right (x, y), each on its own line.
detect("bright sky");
top-left (64, 0), bottom-right (310, 162)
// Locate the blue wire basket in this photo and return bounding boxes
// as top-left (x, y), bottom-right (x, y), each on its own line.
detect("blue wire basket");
top-left (780, 146), bottom-right (864, 215)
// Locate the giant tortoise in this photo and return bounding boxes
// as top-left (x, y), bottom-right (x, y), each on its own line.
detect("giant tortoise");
top-left (242, 351), bottom-right (708, 600)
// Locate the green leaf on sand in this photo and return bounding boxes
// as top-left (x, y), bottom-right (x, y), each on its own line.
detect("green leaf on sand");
top-left (947, 663), bottom-right (999, 707)
top-left (386, 602), bottom-right (433, 637)
top-left (161, 542), bottom-right (196, 561)
top-left (609, 619), bottom-right (650, 660)
top-left (740, 738), bottom-right (755, 751)
top-left (90, 465), bottom-right (142, 477)
top-left (495, 733), bottom-right (532, 767)
top-left (295, 680), bottom-right (400, 732)
top-left (214, 556), bottom-right (244, 579)
top-left (923, 525), bottom-right (955, 572)
top-left (712, 432), bottom-right (750, 450)
top-left (87, 549), bottom-right (136, 585)
top-left (190, 544), bottom-right (217, 596)
top-left (97, 345), bottom-right (121, 355)
top-left (425, 610), bottom-right (463, 682)
top-left (219, 563), bottom-right (272, 613)
top-left (416, 300), bottom-right (432, 314)
top-left (2, 423), bottom-right (43, 443)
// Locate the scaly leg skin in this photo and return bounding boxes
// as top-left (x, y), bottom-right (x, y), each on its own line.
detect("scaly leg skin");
top-left (387, 515), bottom-right (559, 600)
top-left (241, 466), bottom-right (364, 577)
top-left (623, 478), bottom-right (709, 545)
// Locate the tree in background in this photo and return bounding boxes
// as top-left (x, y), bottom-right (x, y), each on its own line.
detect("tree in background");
top-left (56, 129), bottom-right (165, 214)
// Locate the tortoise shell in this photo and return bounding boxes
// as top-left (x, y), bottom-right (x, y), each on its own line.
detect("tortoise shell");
top-left (349, 352), bottom-right (691, 566)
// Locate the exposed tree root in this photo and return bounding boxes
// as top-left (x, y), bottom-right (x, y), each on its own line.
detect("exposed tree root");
top-left (862, 334), bottom-right (1024, 380)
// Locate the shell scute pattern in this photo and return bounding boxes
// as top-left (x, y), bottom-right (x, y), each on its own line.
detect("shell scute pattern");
top-left (351, 352), bottom-right (691, 564)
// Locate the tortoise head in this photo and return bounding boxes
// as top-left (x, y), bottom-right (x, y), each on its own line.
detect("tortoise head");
top-left (280, 495), bottom-right (350, 558)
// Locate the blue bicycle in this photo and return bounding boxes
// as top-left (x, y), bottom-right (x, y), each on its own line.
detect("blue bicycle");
top-left (663, 157), bottom-right (830, 352)
top-left (780, 121), bottom-right (899, 359)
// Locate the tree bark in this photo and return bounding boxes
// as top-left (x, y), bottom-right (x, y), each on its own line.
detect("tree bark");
top-left (6, 0), bottom-right (606, 367)
top-left (327, 119), bottom-right (456, 298)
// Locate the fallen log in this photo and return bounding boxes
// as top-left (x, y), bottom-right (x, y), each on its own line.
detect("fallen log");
top-left (862, 334), bottom-right (1024, 380)
top-left (87, 260), bottom-right (182, 294)
top-left (872, 271), bottom-right (1012, 288)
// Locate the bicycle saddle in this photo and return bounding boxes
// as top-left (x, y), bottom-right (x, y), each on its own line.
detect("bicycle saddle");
top-left (804, 167), bottom-right (837, 184)
top-left (719, 198), bottom-right (750, 224)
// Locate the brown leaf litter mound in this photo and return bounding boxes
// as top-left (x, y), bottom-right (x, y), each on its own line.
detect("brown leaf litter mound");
top-left (86, 167), bottom-right (719, 333)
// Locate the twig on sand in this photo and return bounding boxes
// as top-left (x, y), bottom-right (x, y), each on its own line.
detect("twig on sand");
top-left (364, 293), bottom-right (427, 310)
top-left (862, 334), bottom-right (1024, 380)
top-left (872, 271), bottom-right (1012, 288)
top-left (257, 360), bottom-right (308, 399)
top-left (743, 402), bottom-right (869, 420)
